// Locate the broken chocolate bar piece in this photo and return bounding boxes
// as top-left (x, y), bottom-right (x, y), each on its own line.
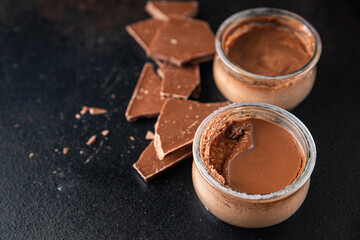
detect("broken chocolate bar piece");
top-left (145, 1), bottom-right (199, 20)
top-left (148, 17), bottom-right (215, 67)
top-left (160, 64), bottom-right (200, 99)
top-left (154, 98), bottom-right (229, 159)
top-left (133, 140), bottom-right (192, 182)
top-left (125, 63), bottom-right (165, 122)
top-left (126, 18), bottom-right (163, 51)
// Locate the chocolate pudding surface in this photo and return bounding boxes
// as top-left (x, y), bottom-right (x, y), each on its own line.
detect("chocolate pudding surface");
top-left (201, 117), bottom-right (305, 194)
top-left (223, 25), bottom-right (312, 76)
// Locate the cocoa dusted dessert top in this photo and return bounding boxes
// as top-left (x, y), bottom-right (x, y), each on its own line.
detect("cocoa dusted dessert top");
top-left (223, 24), bottom-right (312, 76)
top-left (201, 117), bottom-right (305, 194)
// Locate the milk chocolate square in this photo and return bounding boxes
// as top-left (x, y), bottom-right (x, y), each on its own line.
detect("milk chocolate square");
top-left (125, 63), bottom-right (165, 122)
top-left (126, 18), bottom-right (163, 51)
top-left (160, 64), bottom-right (200, 99)
top-left (148, 17), bottom-right (215, 67)
top-left (145, 1), bottom-right (198, 21)
top-left (154, 98), bottom-right (229, 159)
top-left (133, 140), bottom-right (192, 182)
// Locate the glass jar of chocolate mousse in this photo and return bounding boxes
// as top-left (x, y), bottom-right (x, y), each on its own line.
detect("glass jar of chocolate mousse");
top-left (192, 102), bottom-right (316, 228)
top-left (213, 8), bottom-right (322, 109)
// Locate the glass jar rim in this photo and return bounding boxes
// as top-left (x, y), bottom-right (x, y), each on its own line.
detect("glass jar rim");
top-left (193, 102), bottom-right (317, 201)
top-left (215, 7), bottom-right (322, 81)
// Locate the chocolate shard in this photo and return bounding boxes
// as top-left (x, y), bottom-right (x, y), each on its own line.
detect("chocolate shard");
top-left (133, 140), bottom-right (192, 182)
top-left (125, 63), bottom-right (165, 122)
top-left (145, 1), bottom-right (199, 21)
top-left (148, 17), bottom-right (215, 67)
top-left (154, 98), bottom-right (229, 160)
top-left (160, 64), bottom-right (201, 99)
top-left (126, 18), bottom-right (164, 51)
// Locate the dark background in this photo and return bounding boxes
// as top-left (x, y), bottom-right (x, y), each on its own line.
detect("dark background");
top-left (0, 0), bottom-right (359, 239)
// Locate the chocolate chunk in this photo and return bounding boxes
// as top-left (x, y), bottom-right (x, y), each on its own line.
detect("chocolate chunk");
top-left (145, 1), bottom-right (199, 20)
top-left (154, 98), bottom-right (229, 159)
top-left (126, 18), bottom-right (163, 51)
top-left (125, 63), bottom-right (165, 122)
top-left (160, 64), bottom-right (201, 99)
top-left (133, 141), bottom-right (192, 182)
top-left (148, 17), bottom-right (215, 66)
top-left (86, 135), bottom-right (97, 146)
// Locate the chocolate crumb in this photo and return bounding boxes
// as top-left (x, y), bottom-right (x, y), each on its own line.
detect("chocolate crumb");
top-left (63, 147), bottom-right (70, 155)
top-left (29, 153), bottom-right (34, 158)
top-left (145, 130), bottom-right (155, 140)
top-left (86, 135), bottom-right (97, 145)
top-left (101, 130), bottom-right (109, 136)
top-left (80, 106), bottom-right (89, 115)
top-left (111, 94), bottom-right (116, 99)
top-left (14, 124), bottom-right (20, 128)
top-left (130, 136), bottom-right (135, 141)
top-left (89, 107), bottom-right (108, 115)
top-left (75, 114), bottom-right (81, 119)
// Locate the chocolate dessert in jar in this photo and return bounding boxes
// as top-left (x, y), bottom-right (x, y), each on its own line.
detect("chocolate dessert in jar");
top-left (213, 8), bottom-right (322, 109)
top-left (192, 103), bottom-right (316, 228)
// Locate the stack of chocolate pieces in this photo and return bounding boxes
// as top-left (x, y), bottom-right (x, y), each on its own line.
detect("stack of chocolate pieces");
top-left (125, 1), bottom-right (228, 182)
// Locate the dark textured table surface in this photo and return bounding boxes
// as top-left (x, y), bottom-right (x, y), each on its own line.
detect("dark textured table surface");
top-left (1, 0), bottom-right (359, 239)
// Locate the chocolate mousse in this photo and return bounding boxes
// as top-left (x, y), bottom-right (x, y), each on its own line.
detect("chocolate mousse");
top-left (223, 25), bottom-right (312, 76)
top-left (213, 8), bottom-right (322, 109)
top-left (201, 117), bottom-right (305, 194)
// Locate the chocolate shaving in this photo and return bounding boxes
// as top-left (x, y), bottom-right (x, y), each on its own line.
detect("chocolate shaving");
top-left (145, 130), bottom-right (155, 140)
top-left (101, 130), bottom-right (109, 136)
top-left (86, 135), bottom-right (97, 146)
top-left (63, 147), bottom-right (70, 155)
top-left (89, 107), bottom-right (108, 115)
top-left (80, 106), bottom-right (89, 115)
